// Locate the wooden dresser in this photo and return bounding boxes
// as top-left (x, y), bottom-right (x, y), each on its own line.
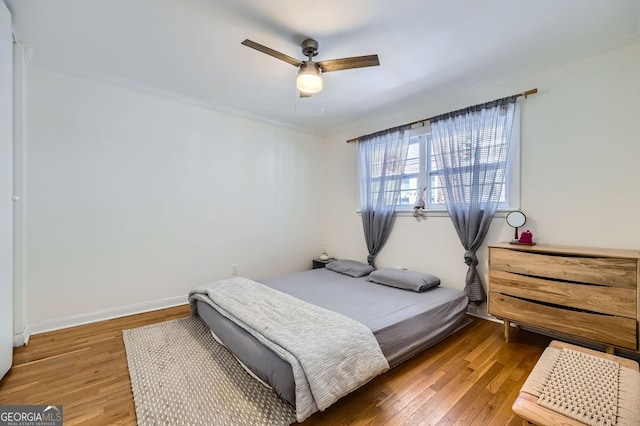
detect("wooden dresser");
top-left (488, 242), bottom-right (640, 354)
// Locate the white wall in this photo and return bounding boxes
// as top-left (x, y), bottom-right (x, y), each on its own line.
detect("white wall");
top-left (17, 38), bottom-right (640, 334)
top-left (19, 66), bottom-right (325, 333)
top-left (323, 40), bottom-right (640, 316)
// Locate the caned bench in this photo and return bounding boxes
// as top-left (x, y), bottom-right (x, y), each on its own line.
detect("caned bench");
top-left (512, 341), bottom-right (640, 426)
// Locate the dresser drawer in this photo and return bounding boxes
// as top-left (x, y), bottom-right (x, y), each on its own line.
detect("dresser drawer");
top-left (490, 248), bottom-right (637, 288)
top-left (490, 270), bottom-right (637, 318)
top-left (490, 292), bottom-right (638, 350)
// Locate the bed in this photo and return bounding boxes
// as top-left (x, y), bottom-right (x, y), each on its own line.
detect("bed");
top-left (189, 265), bottom-right (468, 422)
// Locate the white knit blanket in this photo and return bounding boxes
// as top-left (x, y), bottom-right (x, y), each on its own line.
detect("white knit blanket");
top-left (188, 277), bottom-right (389, 422)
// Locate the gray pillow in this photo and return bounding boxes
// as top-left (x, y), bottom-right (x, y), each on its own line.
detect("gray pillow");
top-left (366, 268), bottom-right (440, 292)
top-left (325, 259), bottom-right (374, 278)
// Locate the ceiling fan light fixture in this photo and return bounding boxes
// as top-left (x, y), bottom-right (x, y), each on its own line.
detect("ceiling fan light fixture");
top-left (296, 61), bottom-right (322, 94)
top-left (241, 38), bottom-right (379, 96)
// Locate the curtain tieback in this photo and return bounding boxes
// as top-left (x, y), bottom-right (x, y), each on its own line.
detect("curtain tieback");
top-left (464, 250), bottom-right (478, 267)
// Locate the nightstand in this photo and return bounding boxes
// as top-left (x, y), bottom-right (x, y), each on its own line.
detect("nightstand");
top-left (312, 258), bottom-right (335, 269)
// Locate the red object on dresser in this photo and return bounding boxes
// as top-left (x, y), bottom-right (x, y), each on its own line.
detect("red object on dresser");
top-left (519, 230), bottom-right (533, 244)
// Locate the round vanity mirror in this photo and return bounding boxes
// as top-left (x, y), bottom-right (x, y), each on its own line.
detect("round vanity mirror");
top-left (506, 210), bottom-right (526, 240)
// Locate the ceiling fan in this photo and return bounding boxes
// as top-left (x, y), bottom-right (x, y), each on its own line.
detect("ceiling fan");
top-left (241, 38), bottom-right (380, 97)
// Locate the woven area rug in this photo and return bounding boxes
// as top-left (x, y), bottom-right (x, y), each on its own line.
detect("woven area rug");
top-left (123, 316), bottom-right (296, 426)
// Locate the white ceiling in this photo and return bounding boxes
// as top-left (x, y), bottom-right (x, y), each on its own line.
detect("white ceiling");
top-left (5, 0), bottom-right (640, 137)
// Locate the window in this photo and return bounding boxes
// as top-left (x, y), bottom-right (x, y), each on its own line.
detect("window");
top-left (396, 106), bottom-right (520, 212)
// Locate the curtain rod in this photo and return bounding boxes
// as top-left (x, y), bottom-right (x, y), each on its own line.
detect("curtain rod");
top-left (346, 88), bottom-right (538, 143)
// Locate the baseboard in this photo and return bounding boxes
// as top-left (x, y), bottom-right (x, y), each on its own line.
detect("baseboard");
top-left (465, 303), bottom-right (502, 323)
top-left (23, 295), bottom-right (189, 342)
top-left (13, 329), bottom-right (29, 347)
top-left (466, 311), bottom-right (502, 323)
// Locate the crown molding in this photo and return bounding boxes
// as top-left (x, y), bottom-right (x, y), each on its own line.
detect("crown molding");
top-left (23, 49), bottom-right (308, 134)
top-left (19, 26), bottom-right (640, 142)
top-left (330, 31), bottom-right (640, 141)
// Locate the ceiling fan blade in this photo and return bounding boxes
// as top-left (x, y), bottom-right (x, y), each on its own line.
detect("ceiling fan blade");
top-left (241, 39), bottom-right (303, 67)
top-left (318, 55), bottom-right (380, 73)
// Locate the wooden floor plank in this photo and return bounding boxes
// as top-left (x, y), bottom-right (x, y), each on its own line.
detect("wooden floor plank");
top-left (433, 362), bottom-right (503, 425)
top-left (0, 306), bottom-right (556, 425)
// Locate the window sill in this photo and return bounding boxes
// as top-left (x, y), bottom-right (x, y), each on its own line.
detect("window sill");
top-left (396, 209), bottom-right (448, 217)
top-left (356, 209), bottom-right (515, 218)
top-left (355, 209), bottom-right (448, 217)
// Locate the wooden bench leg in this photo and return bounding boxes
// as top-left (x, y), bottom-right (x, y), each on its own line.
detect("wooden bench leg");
top-left (504, 319), bottom-right (511, 342)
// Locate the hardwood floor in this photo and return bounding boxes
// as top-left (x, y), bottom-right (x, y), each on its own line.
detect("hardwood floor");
top-left (0, 306), bottom-right (551, 425)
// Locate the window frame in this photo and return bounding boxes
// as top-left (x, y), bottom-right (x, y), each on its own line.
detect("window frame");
top-left (394, 105), bottom-right (520, 215)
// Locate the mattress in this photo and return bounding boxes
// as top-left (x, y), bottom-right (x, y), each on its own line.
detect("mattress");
top-left (194, 268), bottom-right (468, 406)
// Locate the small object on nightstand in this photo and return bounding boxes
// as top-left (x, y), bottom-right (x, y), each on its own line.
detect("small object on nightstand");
top-left (319, 247), bottom-right (330, 260)
top-left (312, 258), bottom-right (335, 269)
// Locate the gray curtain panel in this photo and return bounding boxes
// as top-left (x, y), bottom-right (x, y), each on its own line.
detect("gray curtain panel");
top-left (358, 125), bottom-right (411, 267)
top-left (431, 96), bottom-right (517, 304)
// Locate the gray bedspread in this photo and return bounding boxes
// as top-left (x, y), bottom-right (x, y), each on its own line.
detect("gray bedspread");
top-left (189, 276), bottom-right (389, 422)
top-left (260, 268), bottom-right (469, 366)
